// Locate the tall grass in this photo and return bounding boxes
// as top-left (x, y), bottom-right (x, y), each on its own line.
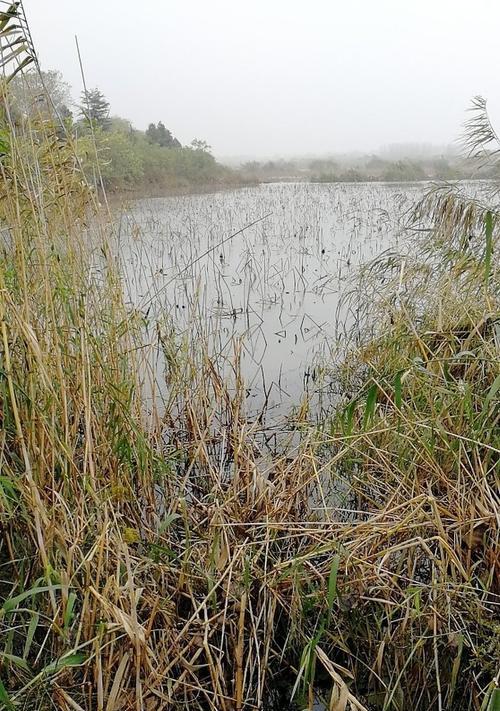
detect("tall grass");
top-left (0, 9), bottom-right (499, 711)
top-left (320, 193), bottom-right (499, 708)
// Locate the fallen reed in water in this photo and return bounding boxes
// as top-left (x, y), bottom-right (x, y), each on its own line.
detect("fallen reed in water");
top-left (0, 69), bottom-right (499, 711)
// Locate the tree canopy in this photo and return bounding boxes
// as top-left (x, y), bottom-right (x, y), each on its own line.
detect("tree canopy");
top-left (146, 121), bottom-right (181, 148)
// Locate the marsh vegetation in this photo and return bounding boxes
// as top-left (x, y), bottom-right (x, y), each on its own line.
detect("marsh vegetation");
top-left (0, 4), bottom-right (498, 711)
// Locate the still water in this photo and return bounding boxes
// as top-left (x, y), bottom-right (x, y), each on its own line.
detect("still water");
top-left (116, 181), bottom-right (426, 420)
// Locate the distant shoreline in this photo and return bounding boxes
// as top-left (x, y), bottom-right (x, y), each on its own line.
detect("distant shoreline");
top-left (106, 176), bottom-right (493, 204)
top-left (105, 179), bottom-right (257, 203)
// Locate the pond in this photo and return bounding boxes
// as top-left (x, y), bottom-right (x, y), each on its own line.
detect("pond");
top-left (116, 181), bottom-right (429, 421)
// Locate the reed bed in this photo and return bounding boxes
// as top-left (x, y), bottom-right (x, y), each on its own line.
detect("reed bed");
top-left (0, 18), bottom-right (499, 711)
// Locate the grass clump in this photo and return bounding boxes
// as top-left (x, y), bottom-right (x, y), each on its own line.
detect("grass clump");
top-left (317, 198), bottom-right (499, 707)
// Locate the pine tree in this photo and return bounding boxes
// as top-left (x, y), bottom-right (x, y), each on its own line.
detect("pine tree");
top-left (79, 88), bottom-right (111, 130)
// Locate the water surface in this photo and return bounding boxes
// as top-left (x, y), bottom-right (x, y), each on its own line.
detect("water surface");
top-left (117, 181), bottom-right (426, 419)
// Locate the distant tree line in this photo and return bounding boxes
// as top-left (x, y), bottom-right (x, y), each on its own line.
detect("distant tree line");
top-left (6, 69), bottom-right (238, 191)
top-left (10, 69), bottom-right (496, 190)
top-left (241, 154), bottom-right (498, 183)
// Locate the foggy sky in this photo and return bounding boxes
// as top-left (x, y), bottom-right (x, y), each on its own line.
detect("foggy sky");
top-left (24, 0), bottom-right (500, 159)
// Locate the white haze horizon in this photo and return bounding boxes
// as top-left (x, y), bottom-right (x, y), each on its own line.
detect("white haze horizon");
top-left (24, 0), bottom-right (500, 160)
top-left (216, 143), bottom-right (461, 166)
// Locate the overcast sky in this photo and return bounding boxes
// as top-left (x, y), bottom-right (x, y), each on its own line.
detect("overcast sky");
top-left (24, 0), bottom-right (500, 159)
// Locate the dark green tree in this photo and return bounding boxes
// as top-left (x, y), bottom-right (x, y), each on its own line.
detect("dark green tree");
top-left (79, 88), bottom-right (111, 130)
top-left (146, 121), bottom-right (181, 148)
top-left (156, 121), bottom-right (172, 147)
